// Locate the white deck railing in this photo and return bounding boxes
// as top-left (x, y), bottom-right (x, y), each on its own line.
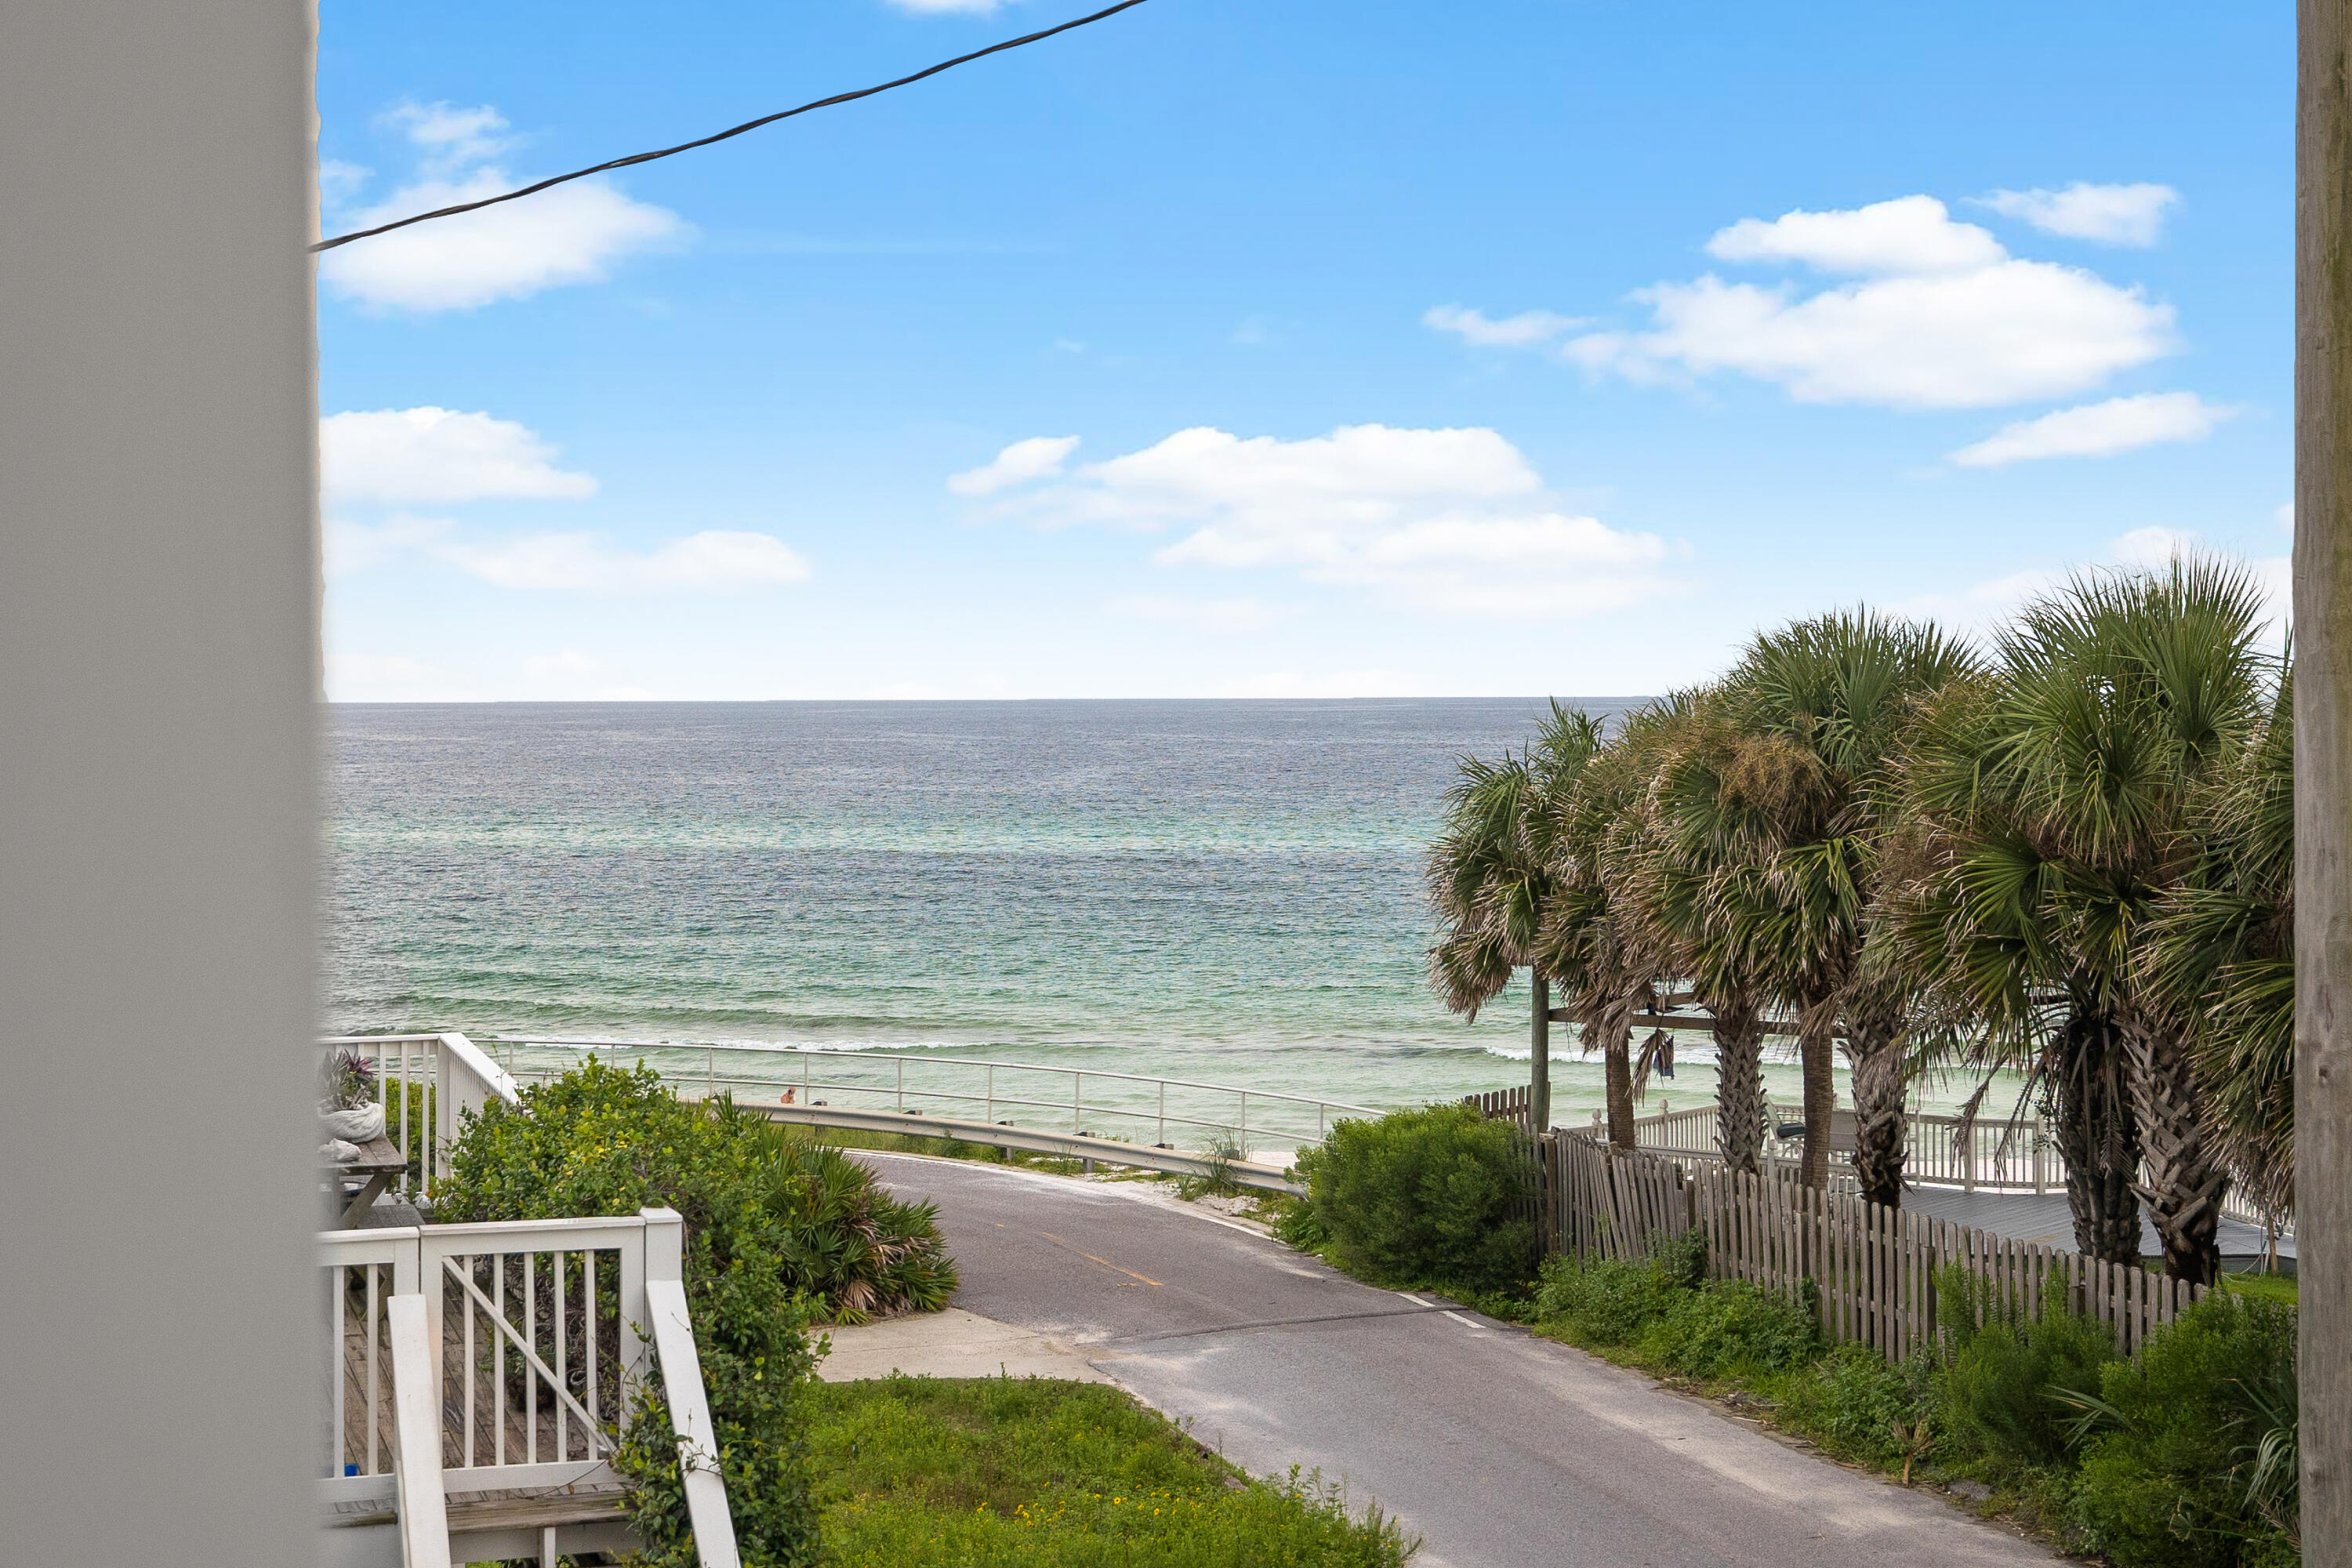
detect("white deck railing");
top-left (319, 1033), bottom-right (521, 1203)
top-left (318, 1208), bottom-right (737, 1566)
top-left (1616, 1098), bottom-right (2288, 1236)
top-left (480, 1036), bottom-right (1380, 1163)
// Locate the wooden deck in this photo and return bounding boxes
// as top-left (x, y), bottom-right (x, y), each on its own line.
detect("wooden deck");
top-left (336, 1269), bottom-right (616, 1480)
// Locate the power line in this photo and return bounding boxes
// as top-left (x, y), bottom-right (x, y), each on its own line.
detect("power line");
top-left (312, 0), bottom-right (1152, 253)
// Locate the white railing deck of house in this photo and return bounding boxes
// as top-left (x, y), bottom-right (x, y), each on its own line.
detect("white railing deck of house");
top-left (478, 1036), bottom-right (1381, 1163)
top-left (320, 1033), bottom-right (522, 1206)
top-left (319, 1207), bottom-right (736, 1568)
top-left (1614, 1098), bottom-right (2287, 1236)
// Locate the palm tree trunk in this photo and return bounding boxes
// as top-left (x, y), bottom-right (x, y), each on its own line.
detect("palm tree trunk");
top-left (1710, 992), bottom-right (1767, 1175)
top-left (1846, 1004), bottom-right (1908, 1210)
top-left (2125, 1022), bottom-right (2227, 1286)
top-left (1584, 987), bottom-right (1638, 1149)
top-left (1530, 972), bottom-right (1552, 1134)
top-left (2050, 1006), bottom-right (2145, 1268)
top-left (1798, 993), bottom-right (1837, 1189)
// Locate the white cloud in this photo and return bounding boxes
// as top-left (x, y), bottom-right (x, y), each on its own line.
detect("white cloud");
top-left (1106, 594), bottom-right (1292, 632)
top-left (436, 529), bottom-right (811, 591)
top-left (970, 423), bottom-right (1673, 619)
top-left (1705, 195), bottom-right (2006, 275)
top-left (949, 436), bottom-right (1080, 496)
top-left (1947, 392), bottom-right (2231, 467)
top-left (1555, 195), bottom-right (2173, 408)
top-left (2109, 525), bottom-right (2204, 566)
top-left (325, 514), bottom-right (453, 577)
top-left (321, 173), bottom-right (684, 310)
top-left (318, 158), bottom-right (372, 206)
top-left (319, 101), bottom-right (684, 311)
top-left (322, 407), bottom-right (597, 505)
top-left (1422, 304), bottom-right (1584, 347)
top-left (1976, 183), bottom-right (2180, 247)
top-left (1900, 526), bottom-right (2288, 641)
top-left (383, 101), bottom-right (516, 171)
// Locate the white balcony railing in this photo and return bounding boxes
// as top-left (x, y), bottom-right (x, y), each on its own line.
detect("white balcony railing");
top-left (1615, 1098), bottom-right (2290, 1238)
top-left (318, 1208), bottom-right (737, 1567)
top-left (319, 1033), bottom-right (520, 1205)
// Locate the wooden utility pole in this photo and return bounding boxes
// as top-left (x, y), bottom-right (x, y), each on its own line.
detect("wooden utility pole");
top-left (2298, 2), bottom-right (2351, 1551)
top-left (1530, 972), bottom-right (1552, 1132)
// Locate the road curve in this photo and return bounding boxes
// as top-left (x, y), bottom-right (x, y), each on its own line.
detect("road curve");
top-left (856, 1151), bottom-right (2056, 1568)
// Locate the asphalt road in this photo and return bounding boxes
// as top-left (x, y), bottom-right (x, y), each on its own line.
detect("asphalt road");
top-left (857, 1151), bottom-right (2057, 1568)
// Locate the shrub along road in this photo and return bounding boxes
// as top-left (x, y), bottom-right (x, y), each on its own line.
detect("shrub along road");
top-left (855, 1151), bottom-right (2055, 1568)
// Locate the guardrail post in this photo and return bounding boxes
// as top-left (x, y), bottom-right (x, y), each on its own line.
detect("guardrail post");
top-left (1240, 1092), bottom-right (1249, 1159)
top-left (1073, 1072), bottom-right (1082, 1134)
top-left (988, 1065), bottom-right (996, 1126)
top-left (896, 1058), bottom-right (905, 1112)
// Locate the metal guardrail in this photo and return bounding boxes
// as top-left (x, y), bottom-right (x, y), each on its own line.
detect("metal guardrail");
top-left (479, 1036), bottom-right (1381, 1163)
top-left (754, 1102), bottom-right (1308, 1195)
top-left (757, 1109), bottom-right (1317, 1194)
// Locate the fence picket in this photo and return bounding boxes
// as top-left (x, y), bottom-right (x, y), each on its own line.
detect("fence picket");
top-left (1507, 1127), bottom-right (2205, 1367)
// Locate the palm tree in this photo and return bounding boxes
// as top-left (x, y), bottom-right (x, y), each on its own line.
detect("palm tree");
top-left (1615, 689), bottom-right (1779, 1174)
top-left (1428, 703), bottom-right (1602, 1134)
top-left (1893, 559), bottom-right (2273, 1282)
top-left (1633, 615), bottom-right (1973, 1192)
top-left (2139, 665), bottom-right (2296, 1226)
top-left (1534, 710), bottom-right (1661, 1150)
top-left (1721, 611), bottom-right (1976, 1198)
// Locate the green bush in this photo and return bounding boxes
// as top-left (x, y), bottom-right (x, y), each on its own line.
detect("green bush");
top-left (1935, 1269), bottom-right (2116, 1471)
top-left (2068, 1293), bottom-right (2299, 1568)
top-left (1639, 1280), bottom-right (1817, 1380)
top-left (436, 1060), bottom-right (950, 1565)
top-left (746, 1122), bottom-right (959, 1323)
top-left (1534, 1252), bottom-right (1675, 1345)
top-left (1777, 1343), bottom-right (1934, 1467)
top-left (1292, 1103), bottom-right (1535, 1294)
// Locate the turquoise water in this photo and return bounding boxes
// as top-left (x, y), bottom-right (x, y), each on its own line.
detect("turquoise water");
top-left (327, 700), bottom-right (2004, 1127)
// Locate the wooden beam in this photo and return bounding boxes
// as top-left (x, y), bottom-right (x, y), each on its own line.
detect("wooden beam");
top-left (2297, 2), bottom-right (2351, 1549)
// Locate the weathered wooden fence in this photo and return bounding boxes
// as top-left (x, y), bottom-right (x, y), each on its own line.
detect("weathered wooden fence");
top-left (1462, 1084), bottom-right (1539, 1138)
top-left (1547, 1131), bottom-right (2206, 1358)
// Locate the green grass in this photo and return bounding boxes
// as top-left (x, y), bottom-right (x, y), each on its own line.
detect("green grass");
top-left (2220, 1269), bottom-right (2299, 1306)
top-left (801, 1124), bottom-right (1090, 1175)
top-left (807, 1376), bottom-right (1416, 1566)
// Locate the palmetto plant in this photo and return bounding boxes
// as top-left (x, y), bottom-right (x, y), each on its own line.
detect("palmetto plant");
top-left (1613, 688), bottom-right (1777, 1174)
top-left (1719, 611), bottom-right (1977, 1197)
top-left (2138, 666), bottom-right (2296, 1225)
top-left (745, 1122), bottom-right (959, 1323)
top-left (1893, 559), bottom-right (2274, 1281)
top-left (1631, 614), bottom-right (1973, 1192)
top-left (1428, 703), bottom-right (1608, 1138)
top-left (1534, 708), bottom-right (1667, 1151)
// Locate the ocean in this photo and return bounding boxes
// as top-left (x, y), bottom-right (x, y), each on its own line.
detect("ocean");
top-left (326, 699), bottom-right (1982, 1130)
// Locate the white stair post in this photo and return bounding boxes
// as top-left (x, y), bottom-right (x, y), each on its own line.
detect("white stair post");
top-left (388, 1292), bottom-right (452, 1568)
top-left (641, 1207), bottom-right (741, 1568)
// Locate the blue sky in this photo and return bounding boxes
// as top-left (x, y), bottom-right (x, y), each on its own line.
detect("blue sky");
top-left (318, 0), bottom-right (2291, 701)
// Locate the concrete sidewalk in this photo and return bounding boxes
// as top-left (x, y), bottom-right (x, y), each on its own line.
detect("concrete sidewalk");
top-left (817, 1305), bottom-right (1114, 1383)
